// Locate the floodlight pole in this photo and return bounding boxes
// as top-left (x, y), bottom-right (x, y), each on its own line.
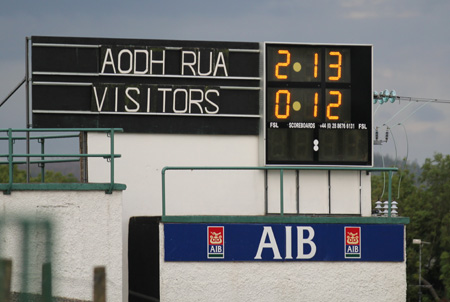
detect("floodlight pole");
top-left (413, 239), bottom-right (430, 302)
top-left (419, 242), bottom-right (422, 302)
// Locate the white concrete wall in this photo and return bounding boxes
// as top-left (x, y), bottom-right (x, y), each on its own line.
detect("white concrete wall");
top-left (87, 132), bottom-right (373, 300)
top-left (160, 224), bottom-right (406, 302)
top-left (0, 190), bottom-right (122, 302)
top-left (87, 132), bottom-right (372, 218)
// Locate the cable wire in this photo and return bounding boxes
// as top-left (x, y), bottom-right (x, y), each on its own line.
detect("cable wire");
top-left (382, 101), bottom-right (414, 127)
top-left (398, 100), bottom-right (433, 125)
top-left (396, 123), bottom-right (409, 199)
top-left (388, 127), bottom-right (398, 167)
top-left (379, 147), bottom-right (386, 200)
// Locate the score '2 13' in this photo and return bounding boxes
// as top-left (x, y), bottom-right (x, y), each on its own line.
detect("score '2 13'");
top-left (272, 49), bottom-right (346, 121)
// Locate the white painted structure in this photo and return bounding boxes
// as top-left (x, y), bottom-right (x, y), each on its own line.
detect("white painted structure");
top-left (160, 233), bottom-right (406, 302)
top-left (87, 132), bottom-right (378, 301)
top-left (88, 133), bottom-right (372, 218)
top-left (0, 190), bottom-right (122, 302)
top-left (0, 132), bottom-right (404, 302)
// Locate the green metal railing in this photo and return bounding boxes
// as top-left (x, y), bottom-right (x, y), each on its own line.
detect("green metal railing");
top-left (162, 166), bottom-right (399, 219)
top-left (0, 128), bottom-right (123, 194)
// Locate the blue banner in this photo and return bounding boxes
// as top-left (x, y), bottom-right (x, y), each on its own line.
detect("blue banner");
top-left (164, 223), bottom-right (404, 262)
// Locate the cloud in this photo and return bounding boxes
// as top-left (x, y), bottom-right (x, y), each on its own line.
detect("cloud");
top-left (339, 0), bottom-right (420, 19)
top-left (345, 10), bottom-right (419, 19)
top-left (1, 0), bottom-right (450, 164)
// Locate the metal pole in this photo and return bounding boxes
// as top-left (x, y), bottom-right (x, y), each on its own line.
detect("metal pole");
top-left (107, 129), bottom-right (115, 194)
top-left (0, 77), bottom-right (26, 108)
top-left (7, 129), bottom-right (13, 195)
top-left (388, 170), bottom-right (393, 217)
top-left (40, 139), bottom-right (45, 183)
top-left (162, 168), bottom-right (166, 217)
top-left (419, 243), bottom-right (422, 302)
top-left (25, 37), bottom-right (31, 183)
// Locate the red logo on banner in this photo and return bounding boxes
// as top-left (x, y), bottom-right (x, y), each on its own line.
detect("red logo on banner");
top-left (345, 227), bottom-right (360, 245)
top-left (209, 227), bottom-right (224, 245)
top-left (345, 227), bottom-right (361, 259)
top-left (208, 226), bottom-right (224, 259)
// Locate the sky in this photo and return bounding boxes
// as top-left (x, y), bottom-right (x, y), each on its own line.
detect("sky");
top-left (1, 0), bottom-right (449, 165)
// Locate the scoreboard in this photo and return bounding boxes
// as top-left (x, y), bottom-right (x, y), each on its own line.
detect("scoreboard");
top-left (264, 43), bottom-right (372, 166)
top-left (31, 37), bottom-right (372, 167)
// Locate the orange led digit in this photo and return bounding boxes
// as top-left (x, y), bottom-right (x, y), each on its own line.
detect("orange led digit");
top-left (275, 90), bottom-right (291, 119)
top-left (314, 92), bottom-right (319, 117)
top-left (327, 90), bottom-right (342, 120)
top-left (314, 53), bottom-right (319, 78)
top-left (328, 51), bottom-right (342, 81)
top-left (275, 50), bottom-right (290, 80)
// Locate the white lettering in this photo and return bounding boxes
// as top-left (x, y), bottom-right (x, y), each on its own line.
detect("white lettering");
top-left (204, 90), bottom-right (220, 114)
top-left (118, 49), bottom-right (133, 74)
top-left (93, 86), bottom-right (108, 111)
top-left (197, 51), bottom-right (213, 76)
top-left (158, 88), bottom-right (172, 113)
top-left (125, 87), bottom-right (140, 112)
top-left (150, 50), bottom-right (165, 75)
top-left (114, 87), bottom-right (118, 112)
top-left (347, 245), bottom-right (359, 253)
top-left (254, 226), bottom-right (282, 260)
top-left (210, 245), bottom-right (223, 253)
top-left (213, 52), bottom-right (228, 76)
top-left (92, 85), bottom-right (221, 115)
top-left (146, 87), bottom-right (151, 113)
top-left (133, 49), bottom-right (149, 74)
top-left (296, 226), bottom-right (317, 259)
top-left (101, 48), bottom-right (116, 74)
top-left (285, 226), bottom-right (293, 259)
top-left (173, 88), bottom-right (188, 113)
top-left (182, 51), bottom-right (197, 75)
top-left (189, 89), bottom-right (204, 113)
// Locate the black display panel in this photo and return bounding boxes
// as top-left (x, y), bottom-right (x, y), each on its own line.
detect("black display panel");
top-left (31, 36), bottom-right (260, 135)
top-left (265, 43), bottom-right (372, 166)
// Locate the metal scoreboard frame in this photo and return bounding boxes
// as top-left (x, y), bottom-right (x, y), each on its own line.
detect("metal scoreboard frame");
top-left (30, 37), bottom-right (373, 167)
top-left (31, 36), bottom-right (260, 135)
top-left (263, 42), bottom-right (373, 167)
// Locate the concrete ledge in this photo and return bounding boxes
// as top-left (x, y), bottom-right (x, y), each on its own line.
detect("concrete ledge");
top-left (161, 215), bottom-right (410, 224)
top-left (0, 183), bottom-right (126, 193)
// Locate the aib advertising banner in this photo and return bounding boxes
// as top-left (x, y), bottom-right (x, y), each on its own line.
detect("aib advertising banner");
top-left (164, 223), bottom-right (404, 262)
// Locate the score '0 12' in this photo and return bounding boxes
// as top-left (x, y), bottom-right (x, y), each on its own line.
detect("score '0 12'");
top-left (274, 89), bottom-right (343, 121)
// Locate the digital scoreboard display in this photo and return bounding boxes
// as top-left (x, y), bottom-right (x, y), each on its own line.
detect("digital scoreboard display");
top-left (264, 43), bottom-right (372, 166)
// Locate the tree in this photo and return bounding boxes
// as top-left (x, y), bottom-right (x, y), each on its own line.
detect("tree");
top-left (0, 165), bottom-right (78, 183)
top-left (372, 153), bottom-right (450, 301)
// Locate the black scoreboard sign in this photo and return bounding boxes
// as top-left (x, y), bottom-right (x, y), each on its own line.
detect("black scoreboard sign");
top-left (31, 37), bottom-right (373, 166)
top-left (264, 42), bottom-right (372, 166)
top-left (31, 36), bottom-right (260, 134)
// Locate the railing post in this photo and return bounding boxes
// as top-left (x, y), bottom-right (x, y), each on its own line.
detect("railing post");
top-left (388, 170), bottom-right (393, 217)
top-left (162, 168), bottom-right (166, 218)
top-left (20, 221), bottom-right (30, 302)
top-left (42, 262), bottom-right (52, 302)
top-left (0, 259), bottom-right (12, 302)
top-left (107, 128), bottom-right (115, 194)
top-left (93, 266), bottom-right (106, 302)
top-left (6, 129), bottom-right (13, 195)
top-left (280, 169), bottom-right (284, 216)
top-left (40, 138), bottom-right (45, 183)
top-left (158, 166), bottom-right (399, 219)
